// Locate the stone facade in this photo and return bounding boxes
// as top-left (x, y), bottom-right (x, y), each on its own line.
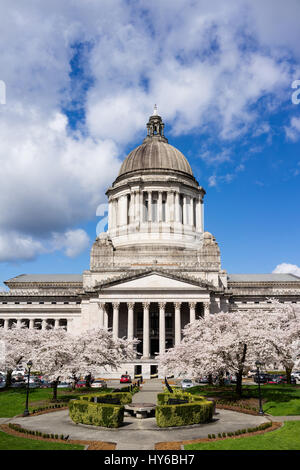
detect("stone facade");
top-left (1, 109), bottom-right (300, 378)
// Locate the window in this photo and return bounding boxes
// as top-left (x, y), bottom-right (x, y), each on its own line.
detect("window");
top-left (179, 195), bottom-right (184, 224)
top-left (162, 193), bottom-right (166, 221)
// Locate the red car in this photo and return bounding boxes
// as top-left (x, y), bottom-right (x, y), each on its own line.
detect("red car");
top-left (120, 374), bottom-right (131, 384)
top-left (75, 380), bottom-right (86, 388)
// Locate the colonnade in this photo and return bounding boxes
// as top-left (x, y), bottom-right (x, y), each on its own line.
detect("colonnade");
top-left (108, 189), bottom-right (204, 231)
top-left (98, 301), bottom-right (210, 357)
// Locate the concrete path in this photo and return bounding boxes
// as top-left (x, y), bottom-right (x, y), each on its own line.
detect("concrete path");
top-left (5, 380), bottom-right (286, 450)
top-left (132, 378), bottom-right (163, 405)
top-left (8, 409), bottom-right (269, 450)
top-left (267, 415), bottom-right (300, 422)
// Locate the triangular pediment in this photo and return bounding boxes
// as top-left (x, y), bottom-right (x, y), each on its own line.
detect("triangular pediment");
top-left (94, 270), bottom-right (213, 292)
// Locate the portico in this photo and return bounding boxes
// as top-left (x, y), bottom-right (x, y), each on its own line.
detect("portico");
top-left (85, 270), bottom-right (216, 366)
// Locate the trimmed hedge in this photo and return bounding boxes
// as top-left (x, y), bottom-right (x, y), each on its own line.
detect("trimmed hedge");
top-left (79, 392), bottom-right (132, 405)
top-left (156, 392), bottom-right (214, 428)
top-left (69, 391), bottom-right (133, 428)
top-left (69, 400), bottom-right (124, 428)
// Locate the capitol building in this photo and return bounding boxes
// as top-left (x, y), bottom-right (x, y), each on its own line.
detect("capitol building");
top-left (1, 108), bottom-right (300, 378)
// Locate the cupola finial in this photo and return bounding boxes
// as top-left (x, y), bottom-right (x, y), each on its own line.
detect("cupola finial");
top-left (144, 105), bottom-right (168, 143)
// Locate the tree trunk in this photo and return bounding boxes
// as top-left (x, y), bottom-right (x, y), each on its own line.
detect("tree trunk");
top-left (52, 379), bottom-right (59, 401)
top-left (235, 343), bottom-right (247, 398)
top-left (236, 369), bottom-right (243, 398)
top-left (285, 367), bottom-right (292, 385)
top-left (5, 370), bottom-right (12, 388)
top-left (208, 374), bottom-right (213, 386)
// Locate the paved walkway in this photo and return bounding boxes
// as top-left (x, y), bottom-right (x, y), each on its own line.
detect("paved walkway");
top-left (7, 378), bottom-right (270, 450)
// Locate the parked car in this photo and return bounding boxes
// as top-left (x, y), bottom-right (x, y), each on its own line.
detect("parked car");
top-left (276, 375), bottom-right (296, 385)
top-left (91, 380), bottom-right (107, 389)
top-left (247, 369), bottom-right (257, 378)
top-left (196, 377), bottom-right (209, 384)
top-left (181, 379), bottom-right (194, 389)
top-left (230, 375), bottom-right (237, 384)
top-left (291, 371), bottom-right (300, 381)
top-left (11, 381), bottom-right (26, 388)
top-left (253, 373), bottom-right (269, 384)
top-left (75, 380), bottom-right (87, 388)
top-left (40, 380), bottom-right (52, 388)
top-left (120, 374), bottom-right (131, 384)
top-left (266, 375), bottom-right (281, 384)
top-left (57, 381), bottom-right (71, 389)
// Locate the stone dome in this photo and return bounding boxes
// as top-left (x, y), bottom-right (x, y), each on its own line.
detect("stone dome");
top-left (118, 139), bottom-right (193, 178)
top-left (117, 107), bottom-right (194, 179)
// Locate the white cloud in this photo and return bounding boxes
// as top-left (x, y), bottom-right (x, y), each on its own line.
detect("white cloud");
top-left (285, 117), bottom-right (300, 142)
top-left (0, 1), bottom-right (299, 263)
top-left (51, 229), bottom-right (90, 258)
top-left (273, 263), bottom-right (300, 278)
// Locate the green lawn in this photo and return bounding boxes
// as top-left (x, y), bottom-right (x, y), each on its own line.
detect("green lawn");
top-left (186, 384), bottom-right (300, 416)
top-left (184, 421), bottom-right (300, 450)
top-left (0, 430), bottom-right (84, 450)
top-left (0, 387), bottom-right (114, 418)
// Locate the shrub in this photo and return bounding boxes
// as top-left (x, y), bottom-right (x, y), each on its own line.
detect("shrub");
top-left (69, 400), bottom-right (125, 428)
top-left (79, 392), bottom-right (132, 405)
top-left (156, 398), bottom-right (214, 428)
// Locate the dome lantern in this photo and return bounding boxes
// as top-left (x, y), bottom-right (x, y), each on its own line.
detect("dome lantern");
top-left (145, 105), bottom-right (168, 143)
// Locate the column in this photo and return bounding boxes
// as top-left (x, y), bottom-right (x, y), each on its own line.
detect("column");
top-left (113, 198), bottom-right (118, 228)
top-left (54, 319), bottom-right (59, 329)
top-left (175, 192), bottom-right (180, 222)
top-left (98, 303), bottom-right (105, 327)
top-left (104, 304), bottom-right (109, 329)
top-left (112, 302), bottom-right (120, 338)
top-left (158, 191), bottom-right (163, 222)
top-left (169, 191), bottom-right (175, 222)
top-left (203, 302), bottom-right (210, 317)
top-left (189, 302), bottom-right (196, 323)
top-left (189, 197), bottom-right (194, 226)
top-left (174, 302), bottom-right (181, 345)
top-left (127, 302), bottom-right (134, 341)
top-left (183, 195), bottom-right (188, 225)
top-left (29, 319), bottom-right (34, 329)
top-left (140, 190), bottom-right (144, 223)
top-left (196, 198), bottom-right (202, 231)
top-left (108, 197), bottom-right (112, 231)
top-left (42, 319), bottom-right (47, 330)
top-left (200, 199), bottom-right (204, 232)
top-left (142, 302), bottom-right (150, 358)
top-left (4, 319), bottom-right (8, 330)
top-left (159, 302), bottom-right (166, 354)
top-left (148, 191), bottom-right (152, 222)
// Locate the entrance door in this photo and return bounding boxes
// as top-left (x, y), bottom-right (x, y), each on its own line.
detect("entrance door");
top-left (150, 338), bottom-right (159, 357)
top-left (150, 364), bottom-right (158, 378)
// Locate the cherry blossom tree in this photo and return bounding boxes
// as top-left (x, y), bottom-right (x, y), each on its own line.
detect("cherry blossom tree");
top-left (33, 327), bottom-right (138, 400)
top-left (0, 326), bottom-right (43, 387)
top-left (158, 301), bottom-right (300, 396)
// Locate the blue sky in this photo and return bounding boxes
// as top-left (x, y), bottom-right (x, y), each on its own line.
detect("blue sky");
top-left (0, 1), bottom-right (300, 288)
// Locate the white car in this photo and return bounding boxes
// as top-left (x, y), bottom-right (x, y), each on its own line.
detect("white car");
top-left (291, 371), bottom-right (300, 381)
top-left (91, 380), bottom-right (107, 389)
top-left (181, 379), bottom-right (194, 389)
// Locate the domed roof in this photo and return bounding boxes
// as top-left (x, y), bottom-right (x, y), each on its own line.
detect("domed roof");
top-left (118, 107), bottom-right (194, 178)
top-left (118, 139), bottom-right (193, 177)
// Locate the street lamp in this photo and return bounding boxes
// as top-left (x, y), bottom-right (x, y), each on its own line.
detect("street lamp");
top-left (23, 360), bottom-right (33, 417)
top-left (255, 360), bottom-right (264, 416)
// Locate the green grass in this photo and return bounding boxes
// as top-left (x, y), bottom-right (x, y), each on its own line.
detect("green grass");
top-left (185, 384), bottom-right (300, 416)
top-left (0, 430), bottom-right (84, 450)
top-left (0, 387), bottom-right (114, 418)
top-left (184, 421), bottom-right (300, 450)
